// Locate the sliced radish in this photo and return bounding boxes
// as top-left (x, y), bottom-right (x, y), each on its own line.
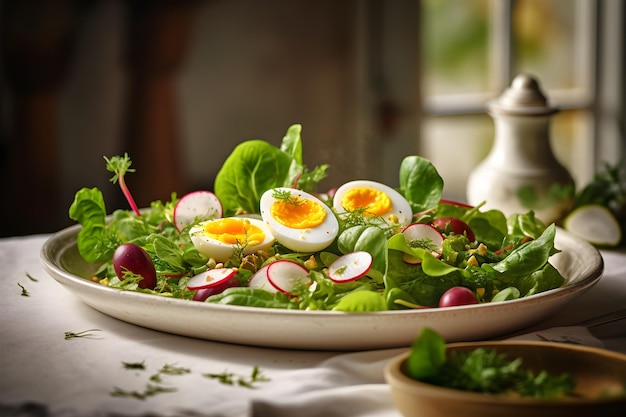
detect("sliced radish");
top-left (174, 190), bottom-right (223, 232)
top-left (439, 199), bottom-right (473, 209)
top-left (247, 264), bottom-right (278, 293)
top-left (187, 267), bottom-right (237, 290)
top-left (266, 260), bottom-right (311, 297)
top-left (401, 223), bottom-right (444, 265)
top-left (432, 217), bottom-right (475, 242)
top-left (564, 204), bottom-right (621, 247)
top-left (327, 251), bottom-right (373, 283)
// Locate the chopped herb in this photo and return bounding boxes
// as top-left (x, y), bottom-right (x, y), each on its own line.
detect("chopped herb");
top-left (64, 329), bottom-right (101, 340)
top-left (272, 189), bottom-right (303, 205)
top-left (334, 265), bottom-right (348, 276)
top-left (122, 361), bottom-right (146, 370)
top-left (17, 283), bottom-right (29, 296)
top-left (406, 328), bottom-right (576, 399)
top-left (110, 384), bottom-right (176, 400)
top-left (158, 363), bottom-right (191, 376)
top-left (408, 237), bottom-right (439, 252)
top-left (203, 365), bottom-right (269, 389)
top-left (26, 273), bottom-right (39, 282)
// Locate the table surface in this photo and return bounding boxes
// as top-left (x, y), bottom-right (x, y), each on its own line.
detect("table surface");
top-left (1, 234), bottom-right (626, 417)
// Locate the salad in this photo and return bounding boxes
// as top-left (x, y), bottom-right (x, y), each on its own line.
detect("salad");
top-left (68, 124), bottom-right (565, 312)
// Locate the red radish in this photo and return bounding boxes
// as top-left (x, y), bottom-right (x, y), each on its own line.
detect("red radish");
top-left (187, 268), bottom-right (237, 290)
top-left (439, 286), bottom-right (478, 307)
top-left (247, 264), bottom-right (278, 293)
top-left (266, 260), bottom-right (311, 297)
top-left (113, 243), bottom-right (157, 289)
top-left (192, 277), bottom-right (240, 301)
top-left (173, 190), bottom-right (223, 232)
top-left (439, 199), bottom-right (473, 209)
top-left (327, 251), bottom-right (373, 283)
top-left (432, 217), bottom-right (475, 242)
top-left (401, 223), bottom-right (444, 265)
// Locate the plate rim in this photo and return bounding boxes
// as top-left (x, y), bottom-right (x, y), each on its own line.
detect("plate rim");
top-left (39, 222), bottom-right (605, 349)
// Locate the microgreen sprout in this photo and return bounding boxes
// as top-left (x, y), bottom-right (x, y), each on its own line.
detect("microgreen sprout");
top-left (104, 153), bottom-right (141, 216)
top-left (17, 283), bottom-right (29, 296)
top-left (64, 329), bottom-right (101, 340)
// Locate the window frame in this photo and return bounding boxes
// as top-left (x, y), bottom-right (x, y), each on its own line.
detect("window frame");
top-left (419, 0), bottom-right (623, 183)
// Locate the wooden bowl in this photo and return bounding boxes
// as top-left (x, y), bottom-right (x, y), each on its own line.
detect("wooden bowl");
top-left (384, 341), bottom-right (626, 417)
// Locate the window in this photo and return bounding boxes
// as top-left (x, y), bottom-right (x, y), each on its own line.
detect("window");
top-left (370, 0), bottom-right (624, 202)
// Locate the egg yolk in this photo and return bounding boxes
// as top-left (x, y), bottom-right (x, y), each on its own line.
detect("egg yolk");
top-left (203, 218), bottom-right (265, 246)
top-left (270, 196), bottom-right (327, 229)
top-left (341, 187), bottom-right (392, 217)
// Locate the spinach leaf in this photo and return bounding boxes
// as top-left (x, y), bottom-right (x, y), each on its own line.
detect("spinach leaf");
top-left (69, 187), bottom-right (118, 263)
top-left (492, 223), bottom-right (559, 278)
top-left (399, 155), bottom-right (444, 213)
top-left (206, 287), bottom-right (296, 309)
top-left (405, 327), bottom-right (447, 380)
top-left (507, 211), bottom-right (546, 239)
top-left (332, 289), bottom-right (387, 312)
top-left (148, 234), bottom-right (188, 274)
top-left (513, 262), bottom-right (565, 297)
top-left (466, 210), bottom-right (508, 250)
top-left (214, 140), bottom-right (293, 216)
top-left (280, 124), bottom-right (328, 192)
top-left (337, 225), bottom-right (388, 281)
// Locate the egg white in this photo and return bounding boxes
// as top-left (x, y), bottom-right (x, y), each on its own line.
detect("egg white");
top-left (332, 180), bottom-right (412, 229)
top-left (260, 188), bottom-right (339, 253)
top-left (189, 217), bottom-right (275, 262)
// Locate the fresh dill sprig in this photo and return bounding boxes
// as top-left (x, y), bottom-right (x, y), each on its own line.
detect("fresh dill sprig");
top-left (203, 365), bottom-right (270, 389)
top-left (408, 237), bottom-right (440, 252)
top-left (110, 384), bottom-right (176, 400)
top-left (17, 283), bottom-right (29, 296)
top-left (64, 329), bottom-right (101, 340)
top-left (340, 207), bottom-right (398, 236)
top-left (272, 189), bottom-right (303, 205)
top-left (157, 363), bottom-right (191, 376)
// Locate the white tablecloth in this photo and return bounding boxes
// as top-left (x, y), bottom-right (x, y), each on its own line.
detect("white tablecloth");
top-left (1, 234), bottom-right (625, 417)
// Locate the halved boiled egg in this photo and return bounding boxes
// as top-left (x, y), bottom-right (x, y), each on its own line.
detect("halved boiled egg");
top-left (190, 217), bottom-right (275, 262)
top-left (332, 180), bottom-right (412, 230)
top-left (260, 188), bottom-right (339, 253)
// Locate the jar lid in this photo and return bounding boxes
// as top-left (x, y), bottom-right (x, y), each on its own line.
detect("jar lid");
top-left (489, 74), bottom-right (559, 116)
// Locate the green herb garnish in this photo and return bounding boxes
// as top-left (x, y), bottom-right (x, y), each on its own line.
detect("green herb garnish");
top-left (203, 365), bottom-right (270, 389)
top-left (17, 283), bottom-right (29, 297)
top-left (272, 189), bottom-right (303, 205)
top-left (64, 329), bottom-right (101, 339)
top-left (405, 328), bottom-right (576, 399)
top-left (104, 153), bottom-right (141, 216)
top-left (122, 361), bottom-right (146, 370)
top-left (110, 384), bottom-right (176, 400)
top-left (157, 363), bottom-right (191, 376)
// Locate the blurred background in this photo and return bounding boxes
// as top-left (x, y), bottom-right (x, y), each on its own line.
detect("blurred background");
top-left (1, 0), bottom-right (624, 237)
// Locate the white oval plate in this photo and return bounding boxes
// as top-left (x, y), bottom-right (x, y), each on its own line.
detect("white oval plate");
top-left (41, 224), bottom-right (603, 351)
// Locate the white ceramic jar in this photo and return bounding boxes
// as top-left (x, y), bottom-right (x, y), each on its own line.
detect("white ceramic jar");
top-left (466, 74), bottom-right (575, 224)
